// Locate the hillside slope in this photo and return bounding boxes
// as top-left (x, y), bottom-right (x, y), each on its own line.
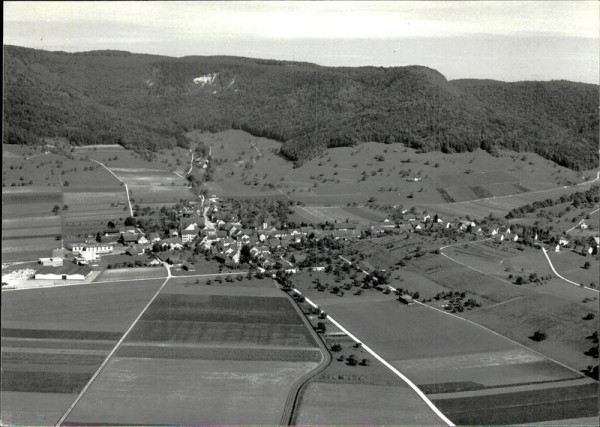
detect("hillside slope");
top-left (3, 45), bottom-right (598, 169)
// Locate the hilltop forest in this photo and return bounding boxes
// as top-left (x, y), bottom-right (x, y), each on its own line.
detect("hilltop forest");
top-left (4, 45), bottom-right (599, 170)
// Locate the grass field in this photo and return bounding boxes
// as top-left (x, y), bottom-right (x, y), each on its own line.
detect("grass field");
top-left (547, 250), bottom-right (599, 287)
top-left (295, 382), bottom-right (443, 425)
top-left (433, 382), bottom-right (598, 425)
top-left (0, 391), bottom-right (77, 426)
top-left (293, 205), bottom-right (387, 225)
top-left (292, 271), bottom-right (596, 424)
top-left (418, 180), bottom-right (598, 219)
top-left (65, 357), bottom-right (319, 425)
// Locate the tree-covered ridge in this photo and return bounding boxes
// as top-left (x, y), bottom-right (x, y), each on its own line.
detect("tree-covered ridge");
top-left (3, 45), bottom-right (599, 170)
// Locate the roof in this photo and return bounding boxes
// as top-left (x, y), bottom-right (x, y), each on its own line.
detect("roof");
top-left (36, 264), bottom-right (92, 276)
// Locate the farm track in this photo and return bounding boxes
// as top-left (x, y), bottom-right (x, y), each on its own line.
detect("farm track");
top-left (278, 285), bottom-right (331, 426)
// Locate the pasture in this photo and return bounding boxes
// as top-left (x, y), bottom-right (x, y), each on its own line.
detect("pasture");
top-left (187, 130), bottom-right (582, 207)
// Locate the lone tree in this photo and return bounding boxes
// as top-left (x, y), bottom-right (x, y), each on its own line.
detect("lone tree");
top-left (530, 330), bottom-right (547, 342)
top-left (52, 204), bottom-right (60, 214)
top-left (346, 355), bottom-right (358, 366)
top-left (584, 261), bottom-right (591, 269)
top-left (240, 245), bottom-right (252, 264)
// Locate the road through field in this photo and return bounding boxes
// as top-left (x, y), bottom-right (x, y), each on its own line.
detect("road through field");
top-left (541, 247), bottom-right (598, 293)
top-left (339, 253), bottom-right (586, 378)
top-left (88, 159), bottom-right (133, 217)
top-left (291, 288), bottom-right (455, 426)
top-left (54, 263), bottom-right (173, 426)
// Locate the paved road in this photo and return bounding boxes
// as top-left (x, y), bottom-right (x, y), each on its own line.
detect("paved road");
top-left (291, 287), bottom-right (455, 426)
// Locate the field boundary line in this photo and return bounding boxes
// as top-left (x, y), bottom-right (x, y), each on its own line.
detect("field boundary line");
top-left (2, 271), bottom-right (250, 292)
top-left (382, 282), bottom-right (588, 380)
top-left (88, 159), bottom-right (133, 217)
top-left (440, 252), bottom-right (514, 286)
top-left (420, 171), bottom-right (599, 208)
top-left (541, 247), bottom-right (598, 293)
top-left (291, 288), bottom-right (455, 427)
top-left (55, 268), bottom-right (172, 426)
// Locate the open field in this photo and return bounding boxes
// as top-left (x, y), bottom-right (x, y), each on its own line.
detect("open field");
top-left (127, 293), bottom-right (316, 347)
top-left (2, 236), bottom-right (61, 262)
top-left (547, 250), bottom-right (599, 287)
top-left (411, 247), bottom-right (598, 370)
top-left (1, 391), bottom-right (77, 426)
top-left (433, 382), bottom-right (598, 425)
top-left (2, 278), bottom-right (164, 332)
top-left (418, 180), bottom-right (598, 219)
top-left (291, 273), bottom-right (596, 424)
top-left (59, 279), bottom-right (323, 425)
top-left (65, 357), bottom-right (319, 425)
top-left (295, 382), bottom-right (443, 425)
top-left (293, 205), bottom-right (387, 225)
top-left (2, 188), bottom-right (64, 260)
top-left (1, 278), bottom-right (164, 425)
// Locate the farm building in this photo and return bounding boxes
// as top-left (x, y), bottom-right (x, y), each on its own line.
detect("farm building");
top-left (68, 242), bottom-right (114, 261)
top-left (182, 262), bottom-right (196, 272)
top-left (34, 264), bottom-right (92, 280)
top-left (38, 257), bottom-right (64, 267)
top-left (121, 233), bottom-right (141, 244)
top-left (166, 255), bottom-right (184, 267)
top-left (398, 294), bottom-right (415, 305)
top-left (148, 232), bottom-right (161, 242)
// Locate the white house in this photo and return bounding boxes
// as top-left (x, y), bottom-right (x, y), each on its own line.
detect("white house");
top-left (69, 242), bottom-right (113, 261)
top-left (559, 237), bottom-right (569, 246)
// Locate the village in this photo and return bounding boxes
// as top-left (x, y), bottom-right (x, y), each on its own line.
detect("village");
top-left (28, 194), bottom-right (599, 284)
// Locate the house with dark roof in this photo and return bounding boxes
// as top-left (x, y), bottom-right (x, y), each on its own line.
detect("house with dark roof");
top-left (121, 233), bottom-right (140, 245)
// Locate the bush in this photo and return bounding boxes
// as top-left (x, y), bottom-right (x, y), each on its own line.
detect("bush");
top-left (530, 330), bottom-right (547, 342)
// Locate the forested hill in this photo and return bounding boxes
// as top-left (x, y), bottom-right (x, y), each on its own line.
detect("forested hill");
top-left (4, 45), bottom-right (598, 170)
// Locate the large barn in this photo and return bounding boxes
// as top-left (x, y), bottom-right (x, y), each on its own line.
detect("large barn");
top-left (34, 264), bottom-right (92, 281)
